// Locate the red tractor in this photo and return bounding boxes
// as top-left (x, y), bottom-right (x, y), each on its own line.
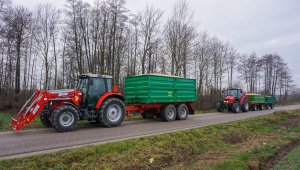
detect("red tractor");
top-left (216, 88), bottom-right (249, 113)
top-left (12, 74), bottom-right (126, 132)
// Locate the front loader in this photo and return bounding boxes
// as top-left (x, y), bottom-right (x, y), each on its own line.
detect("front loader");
top-left (12, 74), bottom-right (126, 132)
top-left (216, 88), bottom-right (249, 113)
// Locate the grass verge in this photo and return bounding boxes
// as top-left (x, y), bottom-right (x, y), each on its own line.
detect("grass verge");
top-left (272, 145), bottom-right (300, 170)
top-left (0, 110), bottom-right (299, 170)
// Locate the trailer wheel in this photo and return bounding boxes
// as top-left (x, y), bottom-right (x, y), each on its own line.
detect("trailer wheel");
top-left (259, 105), bottom-right (264, 110)
top-left (232, 103), bottom-right (240, 113)
top-left (98, 98), bottom-right (125, 127)
top-left (270, 104), bottom-right (274, 109)
top-left (161, 104), bottom-right (176, 122)
top-left (266, 104), bottom-right (269, 110)
top-left (252, 105), bottom-right (257, 111)
top-left (241, 101), bottom-right (249, 112)
top-left (40, 110), bottom-right (52, 127)
top-left (52, 105), bottom-right (79, 132)
top-left (176, 104), bottom-right (189, 120)
top-left (216, 102), bottom-right (224, 112)
top-left (141, 110), bottom-right (155, 119)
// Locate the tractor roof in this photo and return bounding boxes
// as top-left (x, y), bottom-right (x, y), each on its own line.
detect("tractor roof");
top-left (79, 74), bottom-right (113, 79)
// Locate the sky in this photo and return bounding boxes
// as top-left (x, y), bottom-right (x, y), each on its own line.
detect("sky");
top-left (14, 0), bottom-right (300, 86)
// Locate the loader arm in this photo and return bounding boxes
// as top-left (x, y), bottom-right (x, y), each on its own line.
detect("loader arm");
top-left (12, 91), bottom-right (50, 131)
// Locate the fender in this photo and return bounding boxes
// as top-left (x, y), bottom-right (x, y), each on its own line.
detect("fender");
top-left (63, 102), bottom-right (81, 114)
top-left (95, 92), bottom-right (125, 109)
top-left (239, 92), bottom-right (247, 105)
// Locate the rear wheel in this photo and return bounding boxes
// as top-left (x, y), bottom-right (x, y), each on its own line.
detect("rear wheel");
top-left (232, 103), bottom-right (240, 113)
top-left (216, 102), bottom-right (224, 112)
top-left (176, 104), bottom-right (189, 120)
top-left (40, 110), bottom-right (52, 127)
top-left (241, 101), bottom-right (249, 112)
top-left (52, 106), bottom-right (79, 132)
top-left (161, 104), bottom-right (176, 122)
top-left (98, 98), bottom-right (125, 127)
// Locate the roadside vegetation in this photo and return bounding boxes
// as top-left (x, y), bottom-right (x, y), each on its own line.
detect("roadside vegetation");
top-left (273, 146), bottom-right (300, 170)
top-left (0, 110), bottom-right (299, 169)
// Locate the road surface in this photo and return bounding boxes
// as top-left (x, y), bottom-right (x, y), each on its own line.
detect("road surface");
top-left (1, 104), bottom-right (300, 160)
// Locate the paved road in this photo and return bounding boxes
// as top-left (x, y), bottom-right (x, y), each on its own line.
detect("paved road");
top-left (1, 105), bottom-right (300, 160)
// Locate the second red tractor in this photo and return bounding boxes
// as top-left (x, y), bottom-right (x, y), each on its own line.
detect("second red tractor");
top-left (216, 88), bottom-right (249, 113)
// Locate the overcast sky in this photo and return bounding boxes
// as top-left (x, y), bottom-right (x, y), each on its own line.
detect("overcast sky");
top-left (14, 0), bottom-right (300, 86)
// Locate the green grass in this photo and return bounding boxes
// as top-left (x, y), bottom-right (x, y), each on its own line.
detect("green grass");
top-left (273, 146), bottom-right (300, 170)
top-left (0, 110), bottom-right (299, 169)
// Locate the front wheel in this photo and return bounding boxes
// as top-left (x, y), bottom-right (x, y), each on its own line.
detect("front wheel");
top-left (40, 110), bottom-right (52, 127)
top-left (52, 106), bottom-right (79, 132)
top-left (216, 102), bottom-right (224, 112)
top-left (98, 98), bottom-right (125, 127)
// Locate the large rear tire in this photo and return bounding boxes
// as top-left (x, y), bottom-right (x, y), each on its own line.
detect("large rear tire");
top-left (176, 104), bottom-right (189, 120)
top-left (161, 104), bottom-right (176, 122)
top-left (52, 105), bottom-right (79, 132)
top-left (232, 103), bottom-right (240, 113)
top-left (241, 101), bottom-right (249, 112)
top-left (98, 98), bottom-right (125, 127)
top-left (40, 110), bottom-right (52, 127)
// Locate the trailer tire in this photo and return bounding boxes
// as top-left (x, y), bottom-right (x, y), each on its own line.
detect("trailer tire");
top-left (161, 104), bottom-right (176, 122)
top-left (98, 98), bottom-right (125, 127)
top-left (52, 105), bottom-right (79, 132)
top-left (40, 110), bottom-right (52, 127)
top-left (241, 101), bottom-right (249, 112)
top-left (176, 104), bottom-right (189, 120)
top-left (266, 104), bottom-right (269, 110)
top-left (259, 105), bottom-right (264, 110)
top-left (270, 104), bottom-right (274, 109)
top-left (216, 102), bottom-right (224, 112)
top-left (232, 103), bottom-right (240, 113)
top-left (252, 105), bottom-right (257, 111)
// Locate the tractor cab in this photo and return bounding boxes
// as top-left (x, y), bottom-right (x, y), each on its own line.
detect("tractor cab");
top-left (222, 88), bottom-right (243, 102)
top-left (76, 74), bottom-right (113, 108)
top-left (217, 88), bottom-right (249, 113)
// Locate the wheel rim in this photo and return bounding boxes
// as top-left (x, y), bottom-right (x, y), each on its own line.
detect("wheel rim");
top-left (167, 108), bottom-right (175, 119)
top-left (59, 111), bottom-right (74, 127)
top-left (107, 104), bottom-right (122, 122)
top-left (180, 108), bottom-right (187, 117)
top-left (245, 103), bottom-right (249, 110)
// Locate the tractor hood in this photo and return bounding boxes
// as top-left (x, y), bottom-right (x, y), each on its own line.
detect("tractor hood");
top-left (48, 89), bottom-right (76, 98)
top-left (224, 96), bottom-right (235, 104)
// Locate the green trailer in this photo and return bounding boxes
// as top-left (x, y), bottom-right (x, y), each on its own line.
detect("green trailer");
top-left (246, 93), bottom-right (276, 111)
top-left (124, 74), bottom-right (196, 121)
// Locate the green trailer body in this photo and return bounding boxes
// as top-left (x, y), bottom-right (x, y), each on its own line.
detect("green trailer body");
top-left (246, 94), bottom-right (265, 104)
top-left (265, 96), bottom-right (276, 104)
top-left (124, 74), bottom-right (196, 104)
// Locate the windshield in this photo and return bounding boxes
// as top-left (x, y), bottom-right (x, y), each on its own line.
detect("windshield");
top-left (76, 78), bottom-right (88, 91)
top-left (225, 89), bottom-right (238, 97)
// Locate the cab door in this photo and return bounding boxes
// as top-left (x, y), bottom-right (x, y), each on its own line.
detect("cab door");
top-left (87, 78), bottom-right (106, 108)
